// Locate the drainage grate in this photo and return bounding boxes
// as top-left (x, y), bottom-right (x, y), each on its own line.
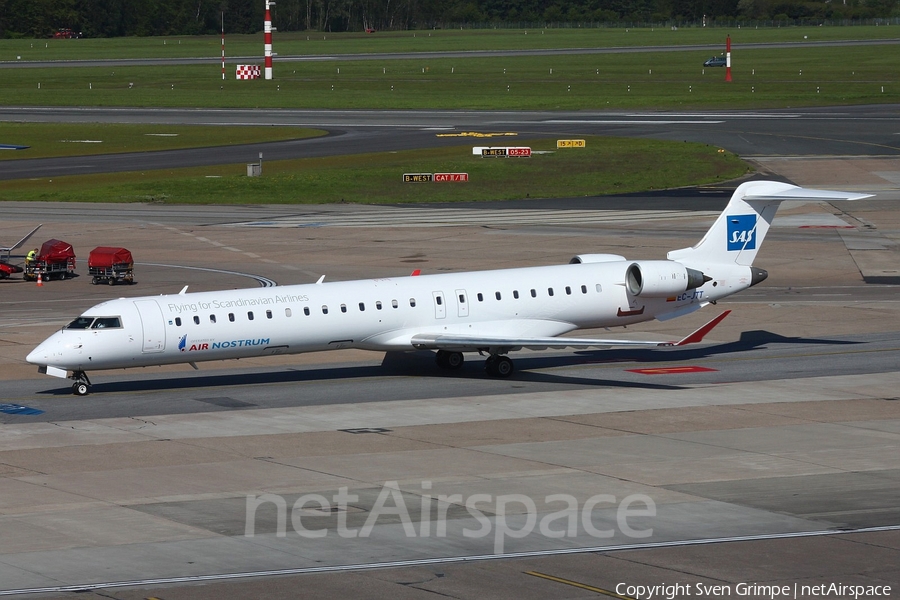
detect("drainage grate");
top-left (339, 427), bottom-right (391, 434)
top-left (0, 403), bottom-right (44, 416)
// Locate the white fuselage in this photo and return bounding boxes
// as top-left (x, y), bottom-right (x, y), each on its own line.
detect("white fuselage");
top-left (26, 260), bottom-right (748, 373)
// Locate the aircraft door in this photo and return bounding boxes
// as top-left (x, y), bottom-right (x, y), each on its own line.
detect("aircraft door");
top-left (455, 289), bottom-right (469, 317)
top-left (134, 299), bottom-right (167, 353)
top-left (432, 291), bottom-right (446, 319)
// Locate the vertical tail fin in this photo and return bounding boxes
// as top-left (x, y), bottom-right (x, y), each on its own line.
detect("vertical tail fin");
top-left (668, 181), bottom-right (871, 267)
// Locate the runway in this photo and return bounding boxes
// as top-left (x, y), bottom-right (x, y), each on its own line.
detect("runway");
top-left (0, 95), bottom-right (899, 595)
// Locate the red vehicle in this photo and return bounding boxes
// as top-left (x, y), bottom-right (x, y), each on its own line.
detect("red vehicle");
top-left (89, 247), bottom-right (134, 285)
top-left (24, 239), bottom-right (76, 281)
top-left (0, 262), bottom-right (22, 279)
top-left (52, 28), bottom-right (81, 39)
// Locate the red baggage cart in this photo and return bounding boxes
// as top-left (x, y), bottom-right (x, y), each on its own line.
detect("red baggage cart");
top-left (24, 239), bottom-right (76, 281)
top-left (89, 247), bottom-right (135, 285)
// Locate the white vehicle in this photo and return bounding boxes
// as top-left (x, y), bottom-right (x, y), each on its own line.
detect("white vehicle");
top-left (27, 181), bottom-right (870, 396)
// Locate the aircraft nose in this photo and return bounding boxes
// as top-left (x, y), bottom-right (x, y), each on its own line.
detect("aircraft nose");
top-left (27, 333), bottom-right (81, 366)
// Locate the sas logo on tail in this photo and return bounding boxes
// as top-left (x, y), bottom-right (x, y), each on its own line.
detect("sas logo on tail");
top-left (727, 214), bottom-right (757, 251)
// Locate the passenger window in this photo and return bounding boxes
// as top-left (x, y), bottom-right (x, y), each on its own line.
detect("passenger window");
top-left (392, 299), bottom-right (398, 309)
top-left (458, 294), bottom-right (465, 303)
top-left (266, 310), bottom-right (273, 319)
top-left (193, 316), bottom-right (200, 325)
top-left (565, 286), bottom-right (572, 295)
top-left (175, 317), bottom-right (182, 326)
top-left (359, 302), bottom-right (365, 311)
top-left (341, 304), bottom-right (347, 313)
top-left (530, 289), bottom-right (536, 298)
top-left (581, 285), bottom-right (587, 294)
top-left (228, 313), bottom-right (235, 322)
top-left (248, 311), bottom-right (254, 320)
top-left (548, 288), bottom-right (554, 297)
top-left (286, 308), bottom-right (293, 317)
top-left (596, 284), bottom-right (602, 293)
top-left (477, 293), bottom-right (484, 302)
top-left (495, 291), bottom-right (501, 300)
top-left (376, 301), bottom-right (383, 310)
top-left (66, 317), bottom-right (94, 329)
top-left (303, 307), bottom-right (309, 316)
top-left (322, 305), bottom-right (329, 314)
top-left (436, 297), bottom-right (442, 305)
top-left (513, 290), bottom-right (519, 299)
top-left (91, 317), bottom-right (121, 329)
top-left (210, 314), bottom-right (217, 323)
top-left (409, 298), bottom-right (417, 307)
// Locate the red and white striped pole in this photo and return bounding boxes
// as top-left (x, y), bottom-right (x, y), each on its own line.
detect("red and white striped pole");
top-left (221, 12), bottom-right (225, 81)
top-left (725, 34), bottom-right (732, 82)
top-left (264, 0), bottom-right (274, 80)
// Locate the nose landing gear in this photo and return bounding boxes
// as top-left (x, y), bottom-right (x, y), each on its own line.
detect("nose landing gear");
top-left (70, 371), bottom-right (91, 396)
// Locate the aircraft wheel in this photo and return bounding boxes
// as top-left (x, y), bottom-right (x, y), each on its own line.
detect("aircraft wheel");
top-left (445, 351), bottom-right (464, 369)
top-left (485, 355), bottom-right (514, 377)
top-left (72, 382), bottom-right (89, 396)
top-left (436, 350), bottom-right (464, 369)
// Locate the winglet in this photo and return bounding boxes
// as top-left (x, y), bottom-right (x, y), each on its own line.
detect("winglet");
top-left (671, 310), bottom-right (731, 346)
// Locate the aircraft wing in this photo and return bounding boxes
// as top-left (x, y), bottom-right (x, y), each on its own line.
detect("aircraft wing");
top-left (0, 224), bottom-right (42, 253)
top-left (411, 311), bottom-right (730, 352)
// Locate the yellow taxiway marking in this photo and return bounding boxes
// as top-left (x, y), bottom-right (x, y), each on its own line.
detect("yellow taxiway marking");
top-left (435, 131), bottom-right (518, 137)
top-left (524, 571), bottom-right (637, 599)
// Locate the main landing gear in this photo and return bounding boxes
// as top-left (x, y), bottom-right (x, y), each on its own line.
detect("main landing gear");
top-left (435, 350), bottom-right (514, 378)
top-left (484, 355), bottom-right (514, 378)
top-left (70, 371), bottom-right (91, 396)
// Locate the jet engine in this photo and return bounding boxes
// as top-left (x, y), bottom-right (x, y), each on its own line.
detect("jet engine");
top-left (625, 261), bottom-right (709, 297)
top-left (569, 254), bottom-right (626, 264)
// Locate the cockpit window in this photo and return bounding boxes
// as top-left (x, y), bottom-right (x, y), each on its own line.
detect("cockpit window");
top-left (91, 317), bottom-right (122, 329)
top-left (66, 317), bottom-right (94, 330)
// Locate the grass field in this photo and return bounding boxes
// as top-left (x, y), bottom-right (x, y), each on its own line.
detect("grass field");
top-left (0, 137), bottom-right (748, 204)
top-left (0, 123), bottom-right (324, 160)
top-left (0, 45), bottom-right (893, 110)
top-left (1, 26), bottom-right (897, 61)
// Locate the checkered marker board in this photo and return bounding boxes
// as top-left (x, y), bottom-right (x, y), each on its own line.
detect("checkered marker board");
top-left (236, 65), bottom-right (260, 80)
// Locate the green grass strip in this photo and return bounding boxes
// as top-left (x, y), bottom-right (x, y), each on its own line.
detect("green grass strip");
top-left (0, 136), bottom-right (749, 204)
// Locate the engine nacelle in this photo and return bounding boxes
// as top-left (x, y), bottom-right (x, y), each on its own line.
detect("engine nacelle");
top-left (569, 254), bottom-right (626, 264)
top-left (625, 260), bottom-right (708, 297)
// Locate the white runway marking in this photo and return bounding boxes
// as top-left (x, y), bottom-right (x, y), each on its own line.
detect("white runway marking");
top-left (2, 525), bottom-right (896, 597)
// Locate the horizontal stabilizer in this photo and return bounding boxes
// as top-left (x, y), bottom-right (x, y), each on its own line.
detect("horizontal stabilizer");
top-left (744, 188), bottom-right (873, 202)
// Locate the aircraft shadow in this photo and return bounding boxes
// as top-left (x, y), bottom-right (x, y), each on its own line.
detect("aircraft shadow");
top-left (36, 357), bottom-right (684, 398)
top-left (34, 330), bottom-right (858, 398)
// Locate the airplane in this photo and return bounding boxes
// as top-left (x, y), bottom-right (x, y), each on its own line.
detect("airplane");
top-left (26, 181), bottom-right (871, 396)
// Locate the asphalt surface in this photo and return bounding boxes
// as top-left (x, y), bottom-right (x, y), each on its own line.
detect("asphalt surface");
top-left (1, 104), bottom-right (897, 181)
top-left (2, 328), bottom-right (899, 424)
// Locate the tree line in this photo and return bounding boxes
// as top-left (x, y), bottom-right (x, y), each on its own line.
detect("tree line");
top-left (1, 0), bottom-right (897, 38)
